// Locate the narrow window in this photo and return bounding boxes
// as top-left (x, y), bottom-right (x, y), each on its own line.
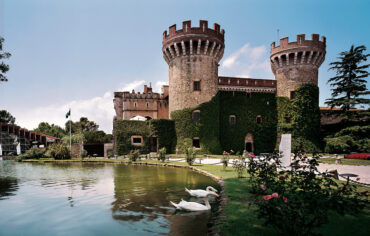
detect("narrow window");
top-left (194, 81), bottom-right (201, 91)
top-left (134, 102), bottom-right (137, 107)
top-left (256, 115), bottom-right (262, 124)
top-left (192, 110), bottom-right (200, 122)
top-left (193, 138), bottom-right (200, 148)
top-left (229, 115), bottom-right (236, 125)
top-left (290, 91), bottom-right (296, 99)
top-left (146, 102), bottom-right (150, 108)
top-left (285, 115), bottom-right (291, 123)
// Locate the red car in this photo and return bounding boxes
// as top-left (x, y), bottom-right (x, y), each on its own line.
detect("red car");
top-left (345, 153), bottom-right (370, 160)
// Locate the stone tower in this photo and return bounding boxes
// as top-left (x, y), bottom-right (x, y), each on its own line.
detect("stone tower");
top-left (270, 34), bottom-right (326, 98)
top-left (162, 20), bottom-right (225, 115)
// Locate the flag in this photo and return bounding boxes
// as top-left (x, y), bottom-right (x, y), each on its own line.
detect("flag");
top-left (65, 109), bottom-right (71, 119)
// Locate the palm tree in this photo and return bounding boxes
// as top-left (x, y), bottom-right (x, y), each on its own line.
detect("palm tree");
top-left (325, 45), bottom-right (370, 119)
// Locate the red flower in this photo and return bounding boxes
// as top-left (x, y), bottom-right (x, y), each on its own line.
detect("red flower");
top-left (283, 196), bottom-right (288, 203)
top-left (271, 193), bottom-right (279, 198)
top-left (249, 153), bottom-right (256, 158)
top-left (260, 184), bottom-right (266, 191)
top-left (262, 195), bottom-right (272, 201)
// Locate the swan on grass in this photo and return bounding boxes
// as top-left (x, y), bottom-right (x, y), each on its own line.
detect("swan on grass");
top-left (170, 192), bottom-right (219, 211)
top-left (185, 186), bottom-right (218, 198)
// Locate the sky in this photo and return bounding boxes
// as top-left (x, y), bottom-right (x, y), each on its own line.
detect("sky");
top-left (0, 0), bottom-right (369, 133)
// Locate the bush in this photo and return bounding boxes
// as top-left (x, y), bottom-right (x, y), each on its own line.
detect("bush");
top-left (247, 150), bottom-right (365, 235)
top-left (232, 155), bottom-right (246, 178)
top-left (129, 150), bottom-right (140, 162)
top-left (221, 151), bottom-right (230, 170)
top-left (158, 147), bottom-right (166, 162)
top-left (185, 147), bottom-right (197, 166)
top-left (80, 150), bottom-right (88, 158)
top-left (47, 143), bottom-right (71, 159)
top-left (345, 153), bottom-right (370, 160)
top-left (17, 148), bottom-right (47, 160)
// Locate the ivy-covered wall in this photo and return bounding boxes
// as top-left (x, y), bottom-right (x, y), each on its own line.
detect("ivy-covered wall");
top-left (171, 91), bottom-right (278, 154)
top-left (276, 83), bottom-right (321, 152)
top-left (114, 119), bottom-right (176, 155)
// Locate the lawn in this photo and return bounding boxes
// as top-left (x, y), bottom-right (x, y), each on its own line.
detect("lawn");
top-left (319, 158), bottom-right (370, 166)
top-left (22, 158), bottom-right (370, 235)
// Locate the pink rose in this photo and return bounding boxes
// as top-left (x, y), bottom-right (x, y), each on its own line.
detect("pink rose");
top-left (249, 153), bottom-right (256, 158)
top-left (271, 193), bottom-right (279, 198)
top-left (262, 195), bottom-right (272, 201)
top-left (260, 184), bottom-right (266, 191)
top-left (283, 196), bottom-right (288, 203)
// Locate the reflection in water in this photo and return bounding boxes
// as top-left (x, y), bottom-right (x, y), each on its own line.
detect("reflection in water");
top-left (0, 161), bottom-right (218, 236)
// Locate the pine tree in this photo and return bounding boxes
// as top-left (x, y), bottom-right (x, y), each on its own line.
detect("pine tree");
top-left (0, 37), bottom-right (11, 82)
top-left (325, 45), bottom-right (369, 119)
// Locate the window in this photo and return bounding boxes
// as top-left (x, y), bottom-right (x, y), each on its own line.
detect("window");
top-left (290, 91), bottom-right (296, 99)
top-left (194, 81), bottom-right (201, 91)
top-left (146, 102), bottom-right (150, 108)
top-left (134, 102), bottom-right (137, 107)
top-left (131, 136), bottom-right (143, 146)
top-left (193, 138), bottom-right (200, 148)
top-left (192, 110), bottom-right (200, 122)
top-left (285, 115), bottom-right (291, 123)
top-left (229, 115), bottom-right (236, 125)
top-left (246, 93), bottom-right (251, 98)
top-left (256, 115), bottom-right (262, 124)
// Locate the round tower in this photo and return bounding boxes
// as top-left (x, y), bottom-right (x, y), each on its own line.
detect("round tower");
top-left (270, 34), bottom-right (326, 98)
top-left (162, 20), bottom-right (225, 115)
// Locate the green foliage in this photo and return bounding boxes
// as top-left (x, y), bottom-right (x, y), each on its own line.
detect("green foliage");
top-left (182, 140), bottom-right (197, 166)
top-left (62, 133), bottom-right (85, 144)
top-left (83, 130), bottom-right (112, 144)
top-left (65, 117), bottom-right (99, 133)
top-left (34, 122), bottom-right (66, 138)
top-left (129, 149), bottom-right (140, 162)
top-left (114, 120), bottom-right (150, 155)
top-left (172, 92), bottom-right (277, 154)
top-left (148, 119), bottom-right (176, 153)
top-left (158, 147), bottom-right (166, 162)
top-left (0, 37), bottom-right (11, 82)
top-left (325, 45), bottom-right (370, 119)
top-left (80, 150), bottom-right (88, 158)
top-left (324, 125), bottom-right (370, 153)
top-left (0, 110), bottom-right (15, 124)
top-left (46, 143), bottom-right (71, 159)
top-left (248, 151), bottom-right (365, 235)
top-left (17, 148), bottom-right (47, 160)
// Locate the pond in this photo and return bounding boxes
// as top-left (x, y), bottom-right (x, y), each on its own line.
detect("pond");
top-left (0, 161), bottom-right (220, 235)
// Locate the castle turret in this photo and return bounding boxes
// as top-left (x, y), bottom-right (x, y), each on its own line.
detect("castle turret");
top-left (270, 34), bottom-right (326, 98)
top-left (162, 20), bottom-right (225, 115)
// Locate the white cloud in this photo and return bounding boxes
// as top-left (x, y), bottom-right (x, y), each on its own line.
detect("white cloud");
top-left (14, 80), bottom-right (147, 134)
top-left (154, 81), bottom-right (168, 93)
top-left (220, 43), bottom-right (273, 79)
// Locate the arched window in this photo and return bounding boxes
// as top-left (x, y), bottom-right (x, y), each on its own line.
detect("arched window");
top-left (192, 110), bottom-right (200, 122)
top-left (256, 115), bottom-right (262, 124)
top-left (229, 115), bottom-right (236, 125)
top-left (134, 102), bottom-right (138, 107)
top-left (146, 102), bottom-right (150, 108)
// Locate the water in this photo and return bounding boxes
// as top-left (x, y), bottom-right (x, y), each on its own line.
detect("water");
top-left (0, 161), bottom-right (220, 236)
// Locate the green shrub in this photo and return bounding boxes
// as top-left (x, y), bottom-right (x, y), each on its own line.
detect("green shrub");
top-left (158, 147), bottom-right (166, 162)
top-left (248, 150), bottom-right (365, 235)
top-left (184, 146), bottom-right (197, 166)
top-left (47, 143), bottom-right (71, 159)
top-left (232, 155), bottom-right (246, 178)
top-left (17, 148), bottom-right (47, 160)
top-left (129, 150), bottom-right (140, 162)
top-left (80, 149), bottom-right (88, 158)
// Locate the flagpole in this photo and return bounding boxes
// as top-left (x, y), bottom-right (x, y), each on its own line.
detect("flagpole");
top-left (69, 109), bottom-right (72, 150)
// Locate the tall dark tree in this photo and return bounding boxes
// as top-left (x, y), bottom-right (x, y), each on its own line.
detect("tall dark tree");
top-left (0, 110), bottom-right (16, 124)
top-left (34, 122), bottom-right (67, 138)
top-left (325, 45), bottom-right (370, 119)
top-left (0, 37), bottom-right (11, 82)
top-left (65, 117), bottom-right (99, 133)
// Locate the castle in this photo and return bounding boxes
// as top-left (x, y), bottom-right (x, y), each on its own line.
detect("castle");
top-left (113, 20), bottom-right (326, 154)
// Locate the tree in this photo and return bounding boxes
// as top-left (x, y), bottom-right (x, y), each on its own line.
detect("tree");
top-left (34, 122), bottom-right (67, 138)
top-left (65, 117), bottom-right (99, 133)
top-left (0, 37), bottom-right (11, 82)
top-left (325, 45), bottom-right (370, 119)
top-left (83, 130), bottom-right (113, 144)
top-left (0, 110), bottom-right (16, 124)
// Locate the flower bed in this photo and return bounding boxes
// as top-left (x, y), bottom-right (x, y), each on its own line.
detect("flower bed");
top-left (345, 153), bottom-right (370, 160)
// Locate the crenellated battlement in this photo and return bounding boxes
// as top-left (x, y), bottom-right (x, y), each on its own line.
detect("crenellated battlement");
top-left (162, 20), bottom-right (225, 64)
top-left (163, 20), bottom-right (225, 44)
top-left (271, 34), bottom-right (326, 56)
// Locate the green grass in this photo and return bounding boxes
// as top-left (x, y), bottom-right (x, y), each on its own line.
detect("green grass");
top-left (22, 158), bottom-right (370, 235)
top-left (319, 158), bottom-right (370, 166)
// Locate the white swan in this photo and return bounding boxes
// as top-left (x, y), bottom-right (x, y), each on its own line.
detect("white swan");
top-left (170, 192), bottom-right (218, 211)
top-left (185, 186), bottom-right (218, 198)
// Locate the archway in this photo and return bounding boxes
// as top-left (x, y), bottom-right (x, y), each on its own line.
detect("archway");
top-left (244, 133), bottom-right (254, 153)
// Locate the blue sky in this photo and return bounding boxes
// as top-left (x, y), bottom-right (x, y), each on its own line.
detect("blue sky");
top-left (0, 0), bottom-right (369, 133)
